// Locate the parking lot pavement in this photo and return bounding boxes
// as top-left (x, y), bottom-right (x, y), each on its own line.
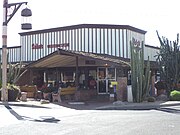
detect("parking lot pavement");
top-left (0, 103), bottom-right (20, 127)
top-left (1, 99), bottom-right (180, 125)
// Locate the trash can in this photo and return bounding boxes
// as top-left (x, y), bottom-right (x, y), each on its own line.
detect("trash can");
top-left (21, 92), bottom-right (27, 101)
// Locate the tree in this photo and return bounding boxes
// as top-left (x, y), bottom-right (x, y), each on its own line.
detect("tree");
top-left (156, 31), bottom-right (180, 95)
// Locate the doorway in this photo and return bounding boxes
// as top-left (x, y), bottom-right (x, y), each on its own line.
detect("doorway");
top-left (97, 67), bottom-right (116, 94)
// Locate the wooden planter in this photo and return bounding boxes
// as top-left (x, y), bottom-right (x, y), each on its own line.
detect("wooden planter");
top-left (20, 85), bottom-right (37, 98)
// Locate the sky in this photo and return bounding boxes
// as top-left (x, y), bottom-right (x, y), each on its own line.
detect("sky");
top-left (1, 0), bottom-right (180, 47)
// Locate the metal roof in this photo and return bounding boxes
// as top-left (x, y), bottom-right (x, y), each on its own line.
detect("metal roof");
top-left (27, 49), bottom-right (131, 68)
top-left (19, 24), bottom-right (147, 36)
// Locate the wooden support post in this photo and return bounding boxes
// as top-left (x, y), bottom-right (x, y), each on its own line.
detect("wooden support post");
top-left (75, 56), bottom-right (79, 90)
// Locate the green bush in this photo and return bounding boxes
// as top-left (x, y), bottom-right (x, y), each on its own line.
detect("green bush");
top-left (170, 90), bottom-right (180, 101)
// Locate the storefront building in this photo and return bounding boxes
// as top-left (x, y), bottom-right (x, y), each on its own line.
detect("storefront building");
top-left (1, 24), bottom-right (160, 101)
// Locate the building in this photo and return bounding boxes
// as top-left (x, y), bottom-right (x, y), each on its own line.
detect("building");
top-left (1, 24), bottom-right (160, 101)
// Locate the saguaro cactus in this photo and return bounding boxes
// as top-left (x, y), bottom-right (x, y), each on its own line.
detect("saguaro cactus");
top-left (130, 38), bottom-right (151, 102)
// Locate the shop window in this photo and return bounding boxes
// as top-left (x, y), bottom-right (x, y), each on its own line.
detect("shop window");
top-left (79, 73), bottom-right (85, 88)
top-left (88, 70), bottom-right (97, 89)
top-left (98, 68), bottom-right (106, 79)
top-left (89, 70), bottom-right (97, 80)
top-left (62, 71), bottom-right (75, 82)
top-left (47, 70), bottom-right (57, 85)
top-left (107, 68), bottom-right (115, 79)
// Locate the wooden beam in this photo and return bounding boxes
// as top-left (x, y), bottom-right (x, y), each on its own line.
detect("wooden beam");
top-left (75, 56), bottom-right (79, 90)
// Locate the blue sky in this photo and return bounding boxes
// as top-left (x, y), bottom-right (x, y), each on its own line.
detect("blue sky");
top-left (1, 0), bottom-right (180, 47)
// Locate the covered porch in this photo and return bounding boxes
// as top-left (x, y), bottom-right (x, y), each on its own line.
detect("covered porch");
top-left (21, 49), bottom-right (130, 101)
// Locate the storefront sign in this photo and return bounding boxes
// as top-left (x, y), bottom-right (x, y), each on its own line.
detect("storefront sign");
top-left (47, 43), bottom-right (69, 48)
top-left (32, 43), bottom-right (69, 49)
top-left (32, 44), bottom-right (43, 49)
top-left (132, 37), bottom-right (141, 47)
top-left (85, 60), bottom-right (96, 65)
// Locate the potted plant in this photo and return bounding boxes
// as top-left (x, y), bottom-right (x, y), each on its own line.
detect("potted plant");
top-left (7, 84), bottom-right (21, 101)
top-left (0, 84), bottom-right (20, 101)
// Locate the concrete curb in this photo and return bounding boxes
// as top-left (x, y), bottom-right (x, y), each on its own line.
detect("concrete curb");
top-left (1, 100), bottom-right (180, 111)
top-left (96, 101), bottom-right (180, 110)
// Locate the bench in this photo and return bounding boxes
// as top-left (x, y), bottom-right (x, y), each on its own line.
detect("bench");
top-left (60, 87), bottom-right (76, 100)
top-left (60, 87), bottom-right (76, 95)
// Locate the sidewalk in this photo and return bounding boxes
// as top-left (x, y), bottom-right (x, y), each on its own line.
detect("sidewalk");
top-left (95, 100), bottom-right (180, 110)
top-left (1, 99), bottom-right (180, 110)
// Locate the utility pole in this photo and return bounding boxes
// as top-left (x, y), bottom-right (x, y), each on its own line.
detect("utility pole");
top-left (1, 0), bottom-right (32, 101)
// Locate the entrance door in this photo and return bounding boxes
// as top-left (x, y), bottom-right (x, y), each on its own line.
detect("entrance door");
top-left (97, 67), bottom-right (116, 94)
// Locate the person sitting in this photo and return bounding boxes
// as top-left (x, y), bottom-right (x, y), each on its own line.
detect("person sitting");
top-left (89, 78), bottom-right (96, 89)
top-left (35, 82), bottom-right (48, 100)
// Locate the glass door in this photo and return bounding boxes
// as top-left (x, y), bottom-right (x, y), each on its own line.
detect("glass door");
top-left (97, 67), bottom-right (107, 93)
top-left (97, 67), bottom-right (116, 94)
top-left (107, 68), bottom-right (116, 94)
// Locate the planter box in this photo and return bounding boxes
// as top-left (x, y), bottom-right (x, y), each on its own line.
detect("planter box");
top-left (20, 86), bottom-right (37, 98)
top-left (60, 87), bottom-right (76, 95)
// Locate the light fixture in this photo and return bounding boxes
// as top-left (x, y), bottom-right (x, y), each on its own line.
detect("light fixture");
top-left (21, 7), bottom-right (32, 30)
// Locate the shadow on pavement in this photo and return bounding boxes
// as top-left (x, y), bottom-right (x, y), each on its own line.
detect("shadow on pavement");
top-left (22, 116), bottom-right (61, 123)
top-left (4, 104), bottom-right (60, 123)
top-left (160, 102), bottom-right (180, 107)
top-left (4, 105), bottom-right (24, 120)
top-left (156, 107), bottom-right (180, 114)
top-left (0, 102), bottom-right (51, 109)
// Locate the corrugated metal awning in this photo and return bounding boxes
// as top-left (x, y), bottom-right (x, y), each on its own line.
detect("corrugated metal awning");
top-left (27, 49), bottom-right (131, 68)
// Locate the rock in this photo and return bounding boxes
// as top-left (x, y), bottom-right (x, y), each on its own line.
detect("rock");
top-left (147, 96), bottom-right (156, 102)
top-left (40, 99), bottom-right (50, 104)
top-left (113, 101), bottom-right (125, 105)
top-left (156, 94), bottom-right (168, 101)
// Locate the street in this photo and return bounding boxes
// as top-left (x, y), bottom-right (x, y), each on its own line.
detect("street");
top-left (0, 102), bottom-right (180, 135)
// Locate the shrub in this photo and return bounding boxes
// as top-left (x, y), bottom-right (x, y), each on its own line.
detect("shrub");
top-left (170, 90), bottom-right (180, 101)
